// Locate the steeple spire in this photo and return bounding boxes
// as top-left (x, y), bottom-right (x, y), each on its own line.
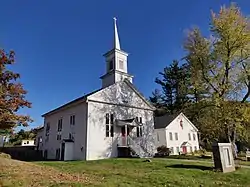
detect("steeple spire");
top-left (113, 17), bottom-right (121, 50)
top-left (101, 17), bottom-right (133, 88)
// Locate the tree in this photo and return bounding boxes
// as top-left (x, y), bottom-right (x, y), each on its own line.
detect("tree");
top-left (9, 129), bottom-right (36, 146)
top-left (0, 129), bottom-right (12, 148)
top-left (0, 49), bottom-right (32, 130)
top-left (153, 60), bottom-right (190, 114)
top-left (183, 3), bottom-right (250, 153)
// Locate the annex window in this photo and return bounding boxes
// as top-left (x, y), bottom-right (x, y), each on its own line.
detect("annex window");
top-left (157, 133), bottom-right (160, 142)
top-left (58, 119), bottom-right (63, 132)
top-left (194, 146), bottom-right (197, 151)
top-left (188, 133), bottom-right (191, 141)
top-left (175, 133), bottom-right (178, 141)
top-left (170, 147), bottom-right (174, 154)
top-left (193, 133), bottom-right (196, 141)
top-left (176, 147), bottom-right (180, 154)
top-left (190, 146), bottom-right (193, 152)
top-left (70, 115), bottom-right (75, 125)
top-left (169, 132), bottom-right (173, 141)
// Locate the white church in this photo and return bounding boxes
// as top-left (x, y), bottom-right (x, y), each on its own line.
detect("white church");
top-left (40, 18), bottom-right (156, 161)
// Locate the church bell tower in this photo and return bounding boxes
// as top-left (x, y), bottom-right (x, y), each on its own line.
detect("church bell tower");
top-left (100, 18), bottom-right (133, 88)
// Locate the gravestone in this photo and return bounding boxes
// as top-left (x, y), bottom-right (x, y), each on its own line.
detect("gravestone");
top-left (212, 143), bottom-right (235, 173)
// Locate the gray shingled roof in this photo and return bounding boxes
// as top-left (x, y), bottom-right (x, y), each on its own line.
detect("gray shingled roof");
top-left (42, 88), bottom-right (102, 117)
top-left (154, 113), bottom-right (180, 129)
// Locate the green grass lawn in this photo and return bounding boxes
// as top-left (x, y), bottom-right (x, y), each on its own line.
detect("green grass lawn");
top-left (37, 158), bottom-right (250, 187)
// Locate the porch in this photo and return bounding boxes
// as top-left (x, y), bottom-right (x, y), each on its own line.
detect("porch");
top-left (115, 118), bottom-right (152, 158)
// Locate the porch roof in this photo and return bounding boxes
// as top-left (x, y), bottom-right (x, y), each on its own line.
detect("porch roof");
top-left (180, 141), bottom-right (192, 147)
top-left (116, 118), bottom-right (142, 127)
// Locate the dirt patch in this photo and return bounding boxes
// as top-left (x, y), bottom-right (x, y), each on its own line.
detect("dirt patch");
top-left (0, 157), bottom-right (92, 187)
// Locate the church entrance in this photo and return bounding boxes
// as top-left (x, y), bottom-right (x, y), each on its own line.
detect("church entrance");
top-left (121, 126), bottom-right (130, 137)
top-left (120, 125), bottom-right (131, 146)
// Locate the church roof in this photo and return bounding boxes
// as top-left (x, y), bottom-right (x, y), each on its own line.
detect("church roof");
top-left (154, 112), bottom-right (198, 131)
top-left (154, 113), bottom-right (180, 129)
top-left (123, 79), bottom-right (155, 110)
top-left (42, 79), bottom-right (155, 117)
top-left (41, 88), bottom-right (102, 117)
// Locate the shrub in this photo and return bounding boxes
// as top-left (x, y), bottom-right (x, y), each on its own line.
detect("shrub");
top-left (156, 145), bottom-right (171, 157)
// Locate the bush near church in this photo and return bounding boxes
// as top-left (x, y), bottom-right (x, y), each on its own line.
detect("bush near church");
top-left (155, 145), bottom-right (171, 157)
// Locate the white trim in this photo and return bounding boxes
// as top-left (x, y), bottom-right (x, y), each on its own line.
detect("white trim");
top-left (179, 113), bottom-right (199, 132)
top-left (86, 99), bottom-right (154, 111)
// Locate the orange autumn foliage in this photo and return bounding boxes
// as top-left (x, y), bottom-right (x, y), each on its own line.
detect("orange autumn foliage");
top-left (0, 49), bottom-right (32, 130)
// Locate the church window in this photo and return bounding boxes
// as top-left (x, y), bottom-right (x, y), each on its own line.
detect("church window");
top-left (106, 124), bottom-right (110, 137)
top-left (110, 114), bottom-right (114, 124)
top-left (136, 117), bottom-right (143, 137)
top-left (70, 115), bottom-right (75, 125)
top-left (110, 125), bottom-right (114, 137)
top-left (46, 122), bottom-right (50, 136)
top-left (109, 60), bottom-right (114, 71)
top-left (57, 118), bottom-right (62, 132)
top-left (119, 60), bottom-right (124, 69)
top-left (140, 126), bottom-right (143, 137)
top-left (57, 134), bottom-right (61, 140)
top-left (105, 113), bottom-right (114, 137)
top-left (105, 113), bottom-right (109, 124)
top-left (188, 133), bottom-right (191, 140)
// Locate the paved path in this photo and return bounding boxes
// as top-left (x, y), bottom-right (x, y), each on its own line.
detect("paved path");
top-left (165, 158), bottom-right (250, 169)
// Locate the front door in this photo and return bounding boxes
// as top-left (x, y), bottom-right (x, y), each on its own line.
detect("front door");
top-left (121, 126), bottom-right (130, 136)
top-left (61, 142), bottom-right (65, 161)
top-left (121, 126), bottom-right (130, 146)
top-left (182, 146), bottom-right (187, 154)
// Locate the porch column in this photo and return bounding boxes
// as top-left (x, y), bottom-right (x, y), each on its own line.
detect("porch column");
top-left (125, 124), bottom-right (128, 145)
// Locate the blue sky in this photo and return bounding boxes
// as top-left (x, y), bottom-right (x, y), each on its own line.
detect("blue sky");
top-left (0, 0), bottom-right (249, 129)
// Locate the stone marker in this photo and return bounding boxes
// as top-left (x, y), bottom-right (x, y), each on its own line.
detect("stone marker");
top-left (212, 143), bottom-right (235, 173)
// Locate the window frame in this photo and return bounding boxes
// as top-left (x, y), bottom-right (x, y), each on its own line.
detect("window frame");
top-left (45, 122), bottom-right (50, 136)
top-left (57, 118), bottom-right (63, 132)
top-left (70, 115), bottom-right (75, 125)
top-left (175, 132), bottom-right (178, 140)
top-left (193, 133), bottom-right (196, 141)
top-left (169, 132), bottom-right (173, 141)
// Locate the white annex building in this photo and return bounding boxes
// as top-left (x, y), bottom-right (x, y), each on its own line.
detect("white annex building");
top-left (40, 18), bottom-right (156, 161)
top-left (154, 112), bottom-right (199, 155)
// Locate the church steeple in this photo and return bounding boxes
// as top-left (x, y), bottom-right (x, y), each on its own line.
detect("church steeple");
top-left (100, 18), bottom-right (133, 88)
top-left (113, 17), bottom-right (121, 50)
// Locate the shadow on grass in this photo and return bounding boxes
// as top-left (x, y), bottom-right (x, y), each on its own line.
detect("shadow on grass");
top-left (166, 164), bottom-right (213, 171)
